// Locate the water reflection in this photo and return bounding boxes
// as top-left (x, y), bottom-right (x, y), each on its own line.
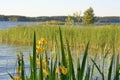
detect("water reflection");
top-left (0, 44), bottom-right (32, 80)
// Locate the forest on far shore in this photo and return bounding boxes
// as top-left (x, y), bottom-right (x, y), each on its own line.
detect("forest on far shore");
top-left (0, 15), bottom-right (120, 23)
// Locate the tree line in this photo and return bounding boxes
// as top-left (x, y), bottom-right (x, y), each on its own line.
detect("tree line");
top-left (0, 15), bottom-right (119, 23)
top-left (0, 15), bottom-right (120, 23)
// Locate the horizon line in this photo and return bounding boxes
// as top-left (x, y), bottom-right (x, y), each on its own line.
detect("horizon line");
top-left (0, 14), bottom-right (120, 17)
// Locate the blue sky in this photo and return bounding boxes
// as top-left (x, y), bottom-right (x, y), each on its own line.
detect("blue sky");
top-left (0, 0), bottom-right (120, 17)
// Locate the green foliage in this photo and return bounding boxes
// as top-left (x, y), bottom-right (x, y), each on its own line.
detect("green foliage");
top-left (1, 24), bottom-right (120, 53)
top-left (39, 55), bottom-right (43, 80)
top-left (21, 53), bottom-right (25, 80)
top-left (59, 27), bottom-right (67, 67)
top-left (59, 27), bottom-right (68, 80)
top-left (65, 16), bottom-right (74, 27)
top-left (33, 32), bottom-right (37, 80)
top-left (114, 54), bottom-right (120, 80)
top-left (91, 58), bottom-right (104, 80)
top-left (66, 39), bottom-right (76, 80)
top-left (8, 27), bottom-right (120, 80)
top-left (82, 7), bottom-right (94, 25)
top-left (73, 11), bottom-right (81, 23)
top-left (108, 54), bottom-right (114, 80)
top-left (80, 42), bottom-right (89, 80)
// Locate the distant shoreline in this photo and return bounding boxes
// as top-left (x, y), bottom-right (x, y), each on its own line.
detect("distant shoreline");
top-left (0, 15), bottom-right (120, 23)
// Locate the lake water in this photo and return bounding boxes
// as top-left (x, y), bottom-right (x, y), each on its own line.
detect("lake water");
top-left (0, 21), bottom-right (33, 80)
top-left (0, 21), bottom-right (28, 29)
top-left (0, 44), bottom-right (32, 80)
top-left (0, 21), bottom-right (39, 29)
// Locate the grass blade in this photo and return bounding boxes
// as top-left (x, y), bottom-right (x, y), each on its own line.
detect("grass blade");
top-left (108, 54), bottom-right (114, 80)
top-left (66, 39), bottom-right (76, 80)
top-left (21, 53), bottom-right (25, 80)
top-left (85, 66), bottom-right (91, 80)
top-left (114, 54), bottom-right (119, 80)
top-left (90, 53), bottom-right (97, 80)
top-left (80, 42), bottom-right (89, 80)
top-left (59, 27), bottom-right (68, 80)
top-left (59, 27), bottom-right (67, 67)
top-left (33, 32), bottom-right (36, 80)
top-left (8, 73), bottom-right (14, 79)
top-left (77, 57), bottom-right (81, 80)
top-left (39, 54), bottom-right (43, 80)
top-left (52, 54), bottom-right (57, 80)
top-left (91, 58), bottom-right (104, 80)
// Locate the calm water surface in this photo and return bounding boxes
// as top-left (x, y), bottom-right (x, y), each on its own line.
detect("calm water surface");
top-left (0, 44), bottom-right (32, 80)
top-left (0, 21), bottom-right (37, 29)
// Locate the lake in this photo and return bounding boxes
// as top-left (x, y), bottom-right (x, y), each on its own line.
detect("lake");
top-left (0, 44), bottom-right (32, 80)
top-left (0, 21), bottom-right (33, 80)
top-left (0, 21), bottom-right (41, 29)
top-left (0, 21), bottom-right (27, 29)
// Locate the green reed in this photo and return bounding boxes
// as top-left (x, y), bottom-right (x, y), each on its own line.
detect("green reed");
top-left (8, 27), bottom-right (120, 80)
top-left (0, 24), bottom-right (120, 53)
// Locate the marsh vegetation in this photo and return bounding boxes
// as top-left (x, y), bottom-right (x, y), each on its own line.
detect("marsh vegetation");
top-left (0, 23), bottom-right (120, 80)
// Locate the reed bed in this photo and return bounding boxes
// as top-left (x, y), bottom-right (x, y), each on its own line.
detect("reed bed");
top-left (0, 24), bottom-right (120, 53)
top-left (8, 27), bottom-right (120, 80)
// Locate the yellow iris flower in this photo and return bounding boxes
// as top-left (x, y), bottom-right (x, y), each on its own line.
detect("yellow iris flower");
top-left (60, 66), bottom-right (67, 75)
top-left (37, 38), bottom-right (48, 45)
top-left (36, 46), bottom-right (45, 53)
top-left (42, 60), bottom-right (47, 67)
top-left (43, 69), bottom-right (48, 75)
